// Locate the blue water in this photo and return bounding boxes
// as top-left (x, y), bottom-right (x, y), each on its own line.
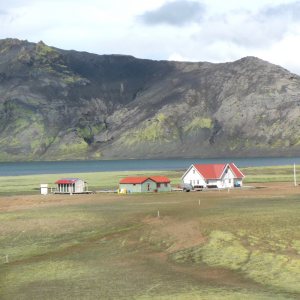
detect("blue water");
top-left (0, 157), bottom-right (300, 176)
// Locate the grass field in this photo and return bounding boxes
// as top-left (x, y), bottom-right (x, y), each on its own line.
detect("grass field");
top-left (0, 164), bottom-right (298, 196)
top-left (1, 166), bottom-right (300, 299)
top-left (0, 169), bottom-right (184, 196)
top-left (242, 165), bottom-right (299, 183)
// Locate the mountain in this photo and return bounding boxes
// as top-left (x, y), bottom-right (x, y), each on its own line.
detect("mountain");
top-left (0, 38), bottom-right (300, 161)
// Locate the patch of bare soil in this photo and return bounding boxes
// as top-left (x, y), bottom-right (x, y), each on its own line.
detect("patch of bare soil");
top-left (142, 216), bottom-right (207, 252)
top-left (237, 182), bottom-right (300, 198)
top-left (0, 193), bottom-right (120, 212)
top-left (146, 250), bottom-right (259, 290)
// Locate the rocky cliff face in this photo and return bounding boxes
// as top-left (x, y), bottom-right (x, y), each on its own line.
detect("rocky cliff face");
top-left (0, 38), bottom-right (300, 161)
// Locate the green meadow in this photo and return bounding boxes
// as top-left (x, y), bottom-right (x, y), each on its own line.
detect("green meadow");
top-left (0, 164), bottom-right (298, 195)
top-left (242, 165), bottom-right (299, 183)
top-left (0, 169), bottom-right (184, 196)
top-left (1, 165), bottom-right (300, 299)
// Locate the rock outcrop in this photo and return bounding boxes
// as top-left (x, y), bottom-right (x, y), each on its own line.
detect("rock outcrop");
top-left (0, 38), bottom-right (299, 161)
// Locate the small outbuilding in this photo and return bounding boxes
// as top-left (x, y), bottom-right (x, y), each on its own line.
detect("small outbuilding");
top-left (55, 178), bottom-right (89, 194)
top-left (40, 184), bottom-right (48, 195)
top-left (119, 176), bottom-right (171, 193)
top-left (181, 163), bottom-right (245, 189)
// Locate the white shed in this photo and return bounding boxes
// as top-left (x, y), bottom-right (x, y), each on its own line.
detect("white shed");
top-left (55, 178), bottom-right (89, 194)
top-left (40, 184), bottom-right (48, 195)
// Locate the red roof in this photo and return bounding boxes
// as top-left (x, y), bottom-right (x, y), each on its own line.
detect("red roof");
top-left (150, 176), bottom-right (171, 183)
top-left (189, 163), bottom-right (244, 179)
top-left (119, 176), bottom-right (171, 184)
top-left (55, 178), bottom-right (80, 184)
top-left (229, 163), bottom-right (245, 178)
top-left (193, 164), bottom-right (226, 179)
top-left (119, 177), bottom-right (149, 184)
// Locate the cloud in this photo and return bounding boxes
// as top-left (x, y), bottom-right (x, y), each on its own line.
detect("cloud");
top-left (137, 0), bottom-right (206, 26)
top-left (193, 1), bottom-right (300, 50)
top-left (258, 1), bottom-right (300, 22)
top-left (195, 12), bottom-right (288, 49)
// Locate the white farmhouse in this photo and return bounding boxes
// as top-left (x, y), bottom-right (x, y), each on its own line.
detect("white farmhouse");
top-left (181, 163), bottom-right (245, 189)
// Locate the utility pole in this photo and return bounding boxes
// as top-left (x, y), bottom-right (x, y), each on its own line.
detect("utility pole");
top-left (294, 163), bottom-right (297, 186)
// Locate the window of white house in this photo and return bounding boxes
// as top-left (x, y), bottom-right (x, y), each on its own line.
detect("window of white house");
top-left (229, 179), bottom-right (231, 183)
top-left (190, 180), bottom-right (192, 184)
top-left (193, 170), bottom-right (195, 174)
top-left (164, 183), bottom-right (168, 187)
top-left (133, 184), bottom-right (136, 186)
top-left (207, 180), bottom-right (209, 184)
top-left (157, 183), bottom-right (161, 188)
top-left (197, 180), bottom-right (199, 184)
top-left (193, 180), bottom-right (195, 184)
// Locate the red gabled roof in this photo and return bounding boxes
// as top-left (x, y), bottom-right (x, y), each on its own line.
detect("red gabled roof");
top-left (229, 163), bottom-right (245, 178)
top-left (119, 176), bottom-right (171, 184)
top-left (119, 177), bottom-right (150, 184)
top-left (193, 164), bottom-right (226, 179)
top-left (55, 178), bottom-right (80, 184)
top-left (192, 163), bottom-right (244, 179)
top-left (150, 176), bottom-right (171, 183)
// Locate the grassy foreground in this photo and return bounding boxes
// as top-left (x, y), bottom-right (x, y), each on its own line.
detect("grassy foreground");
top-left (1, 166), bottom-right (300, 299)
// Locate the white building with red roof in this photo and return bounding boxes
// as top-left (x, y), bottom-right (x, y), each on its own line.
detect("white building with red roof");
top-left (55, 178), bottom-right (89, 194)
top-left (119, 176), bottom-right (171, 193)
top-left (181, 163), bottom-right (245, 189)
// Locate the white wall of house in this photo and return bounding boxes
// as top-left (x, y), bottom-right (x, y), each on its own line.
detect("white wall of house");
top-left (182, 166), bottom-right (206, 187)
top-left (219, 167), bottom-right (235, 188)
top-left (206, 179), bottom-right (218, 187)
top-left (74, 179), bottom-right (85, 193)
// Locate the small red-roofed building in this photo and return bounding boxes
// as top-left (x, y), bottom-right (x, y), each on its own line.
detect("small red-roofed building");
top-left (181, 163), bottom-right (244, 189)
top-left (55, 178), bottom-right (89, 194)
top-left (119, 176), bottom-right (171, 193)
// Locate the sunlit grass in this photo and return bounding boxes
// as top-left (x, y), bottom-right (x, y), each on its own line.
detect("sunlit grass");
top-left (0, 169), bottom-right (184, 194)
top-left (0, 164), bottom-right (298, 196)
top-left (241, 165), bottom-right (298, 183)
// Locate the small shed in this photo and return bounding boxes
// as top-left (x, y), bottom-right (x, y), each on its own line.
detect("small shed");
top-left (40, 184), bottom-right (48, 195)
top-left (119, 176), bottom-right (171, 193)
top-left (55, 178), bottom-right (89, 194)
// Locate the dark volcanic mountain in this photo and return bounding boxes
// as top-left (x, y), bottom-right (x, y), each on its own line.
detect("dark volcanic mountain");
top-left (0, 38), bottom-right (300, 161)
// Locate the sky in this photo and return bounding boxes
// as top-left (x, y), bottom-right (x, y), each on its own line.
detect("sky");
top-left (1, 0), bottom-right (300, 74)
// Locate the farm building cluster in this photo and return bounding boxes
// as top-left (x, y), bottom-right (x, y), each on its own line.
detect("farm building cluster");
top-left (40, 163), bottom-right (245, 194)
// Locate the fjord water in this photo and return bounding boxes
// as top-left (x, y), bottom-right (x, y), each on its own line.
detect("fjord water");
top-left (0, 157), bottom-right (300, 176)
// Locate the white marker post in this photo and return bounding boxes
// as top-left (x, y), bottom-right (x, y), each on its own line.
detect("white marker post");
top-left (6, 255), bottom-right (8, 263)
top-left (199, 200), bottom-right (200, 206)
top-left (158, 211), bottom-right (159, 217)
top-left (294, 163), bottom-right (297, 186)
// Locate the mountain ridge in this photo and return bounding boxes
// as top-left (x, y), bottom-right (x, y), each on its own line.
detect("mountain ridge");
top-left (0, 38), bottom-right (299, 161)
